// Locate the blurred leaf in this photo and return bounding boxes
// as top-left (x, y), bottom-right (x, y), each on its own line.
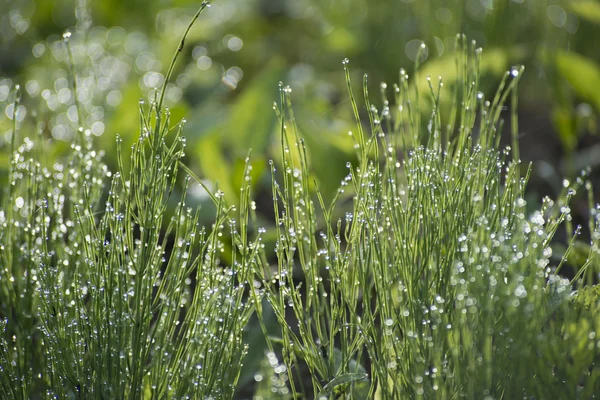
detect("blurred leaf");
top-left (575, 103), bottom-right (598, 135)
top-left (191, 60), bottom-right (284, 204)
top-left (314, 372), bottom-right (368, 400)
top-left (331, 347), bottom-right (367, 376)
top-left (231, 156), bottom-right (267, 196)
top-left (324, 27), bottom-right (363, 53)
top-left (195, 132), bottom-right (236, 203)
top-left (183, 102), bottom-right (229, 142)
top-left (237, 299), bottom-right (282, 393)
top-left (552, 107), bottom-right (577, 153)
top-left (569, 1), bottom-right (600, 24)
top-left (91, 0), bottom-right (157, 27)
top-left (0, 152), bottom-right (9, 190)
top-left (224, 58), bottom-right (286, 155)
top-left (555, 50), bottom-right (600, 111)
top-left (303, 131), bottom-right (356, 205)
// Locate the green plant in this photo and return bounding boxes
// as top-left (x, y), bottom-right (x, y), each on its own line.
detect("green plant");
top-left (257, 37), bottom-right (600, 398)
top-left (1, 4), bottom-right (256, 398)
top-left (7, 0), bottom-right (600, 212)
top-left (1, 5), bottom-right (599, 400)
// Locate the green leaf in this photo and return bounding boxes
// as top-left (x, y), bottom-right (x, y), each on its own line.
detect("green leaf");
top-left (331, 347), bottom-right (367, 376)
top-left (0, 151), bottom-right (10, 188)
top-left (314, 373), bottom-right (368, 400)
top-left (195, 132), bottom-right (236, 203)
top-left (555, 50), bottom-right (600, 111)
top-left (552, 107), bottom-right (577, 153)
top-left (191, 60), bottom-right (284, 204)
top-left (224, 58), bottom-right (285, 155)
top-left (302, 131), bottom-right (356, 204)
top-left (569, 1), bottom-right (600, 24)
top-left (231, 156), bottom-right (267, 197)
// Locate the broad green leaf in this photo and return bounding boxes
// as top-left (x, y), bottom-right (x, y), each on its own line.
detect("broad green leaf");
top-left (302, 130), bottom-right (357, 204)
top-left (195, 132), bottom-right (236, 203)
top-left (231, 156), bottom-right (267, 197)
top-left (225, 58), bottom-right (285, 155)
top-left (183, 101), bottom-right (230, 142)
top-left (329, 347), bottom-right (370, 399)
top-left (331, 347), bottom-right (367, 376)
top-left (552, 107), bottom-right (577, 152)
top-left (324, 26), bottom-right (364, 53)
top-left (555, 50), bottom-right (600, 111)
top-left (569, 1), bottom-right (600, 24)
top-left (191, 60), bottom-right (284, 204)
top-left (314, 373), bottom-right (368, 400)
top-left (0, 152), bottom-right (10, 190)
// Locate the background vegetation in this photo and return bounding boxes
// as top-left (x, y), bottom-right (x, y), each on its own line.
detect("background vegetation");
top-left (3, 0), bottom-right (600, 205)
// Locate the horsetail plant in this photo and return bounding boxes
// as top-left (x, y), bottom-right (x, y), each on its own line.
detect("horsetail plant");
top-left (1, 3), bottom-right (258, 398)
top-left (259, 36), bottom-right (600, 399)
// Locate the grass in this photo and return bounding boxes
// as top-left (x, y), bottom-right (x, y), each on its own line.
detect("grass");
top-left (1, 5), bottom-right (600, 400)
top-left (259, 38), bottom-right (599, 399)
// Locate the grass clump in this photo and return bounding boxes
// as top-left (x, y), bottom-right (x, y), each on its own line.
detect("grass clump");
top-left (1, 4), bottom-right (255, 399)
top-left (0, 7), bottom-right (599, 400)
top-left (259, 38), bottom-right (600, 399)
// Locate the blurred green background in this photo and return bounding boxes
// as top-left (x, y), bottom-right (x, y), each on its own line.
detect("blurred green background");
top-left (2, 0), bottom-right (600, 210)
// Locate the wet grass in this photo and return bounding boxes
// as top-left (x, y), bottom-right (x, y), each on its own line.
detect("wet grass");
top-left (1, 3), bottom-right (253, 399)
top-left (255, 37), bottom-right (600, 399)
top-left (1, 5), bottom-right (600, 400)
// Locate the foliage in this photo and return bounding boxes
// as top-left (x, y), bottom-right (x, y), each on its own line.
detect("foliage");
top-left (1, 5), bottom-right (254, 398)
top-left (0, 3), bottom-right (599, 400)
top-left (255, 39), bottom-right (600, 399)
top-left (3, 0), bottom-right (600, 205)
